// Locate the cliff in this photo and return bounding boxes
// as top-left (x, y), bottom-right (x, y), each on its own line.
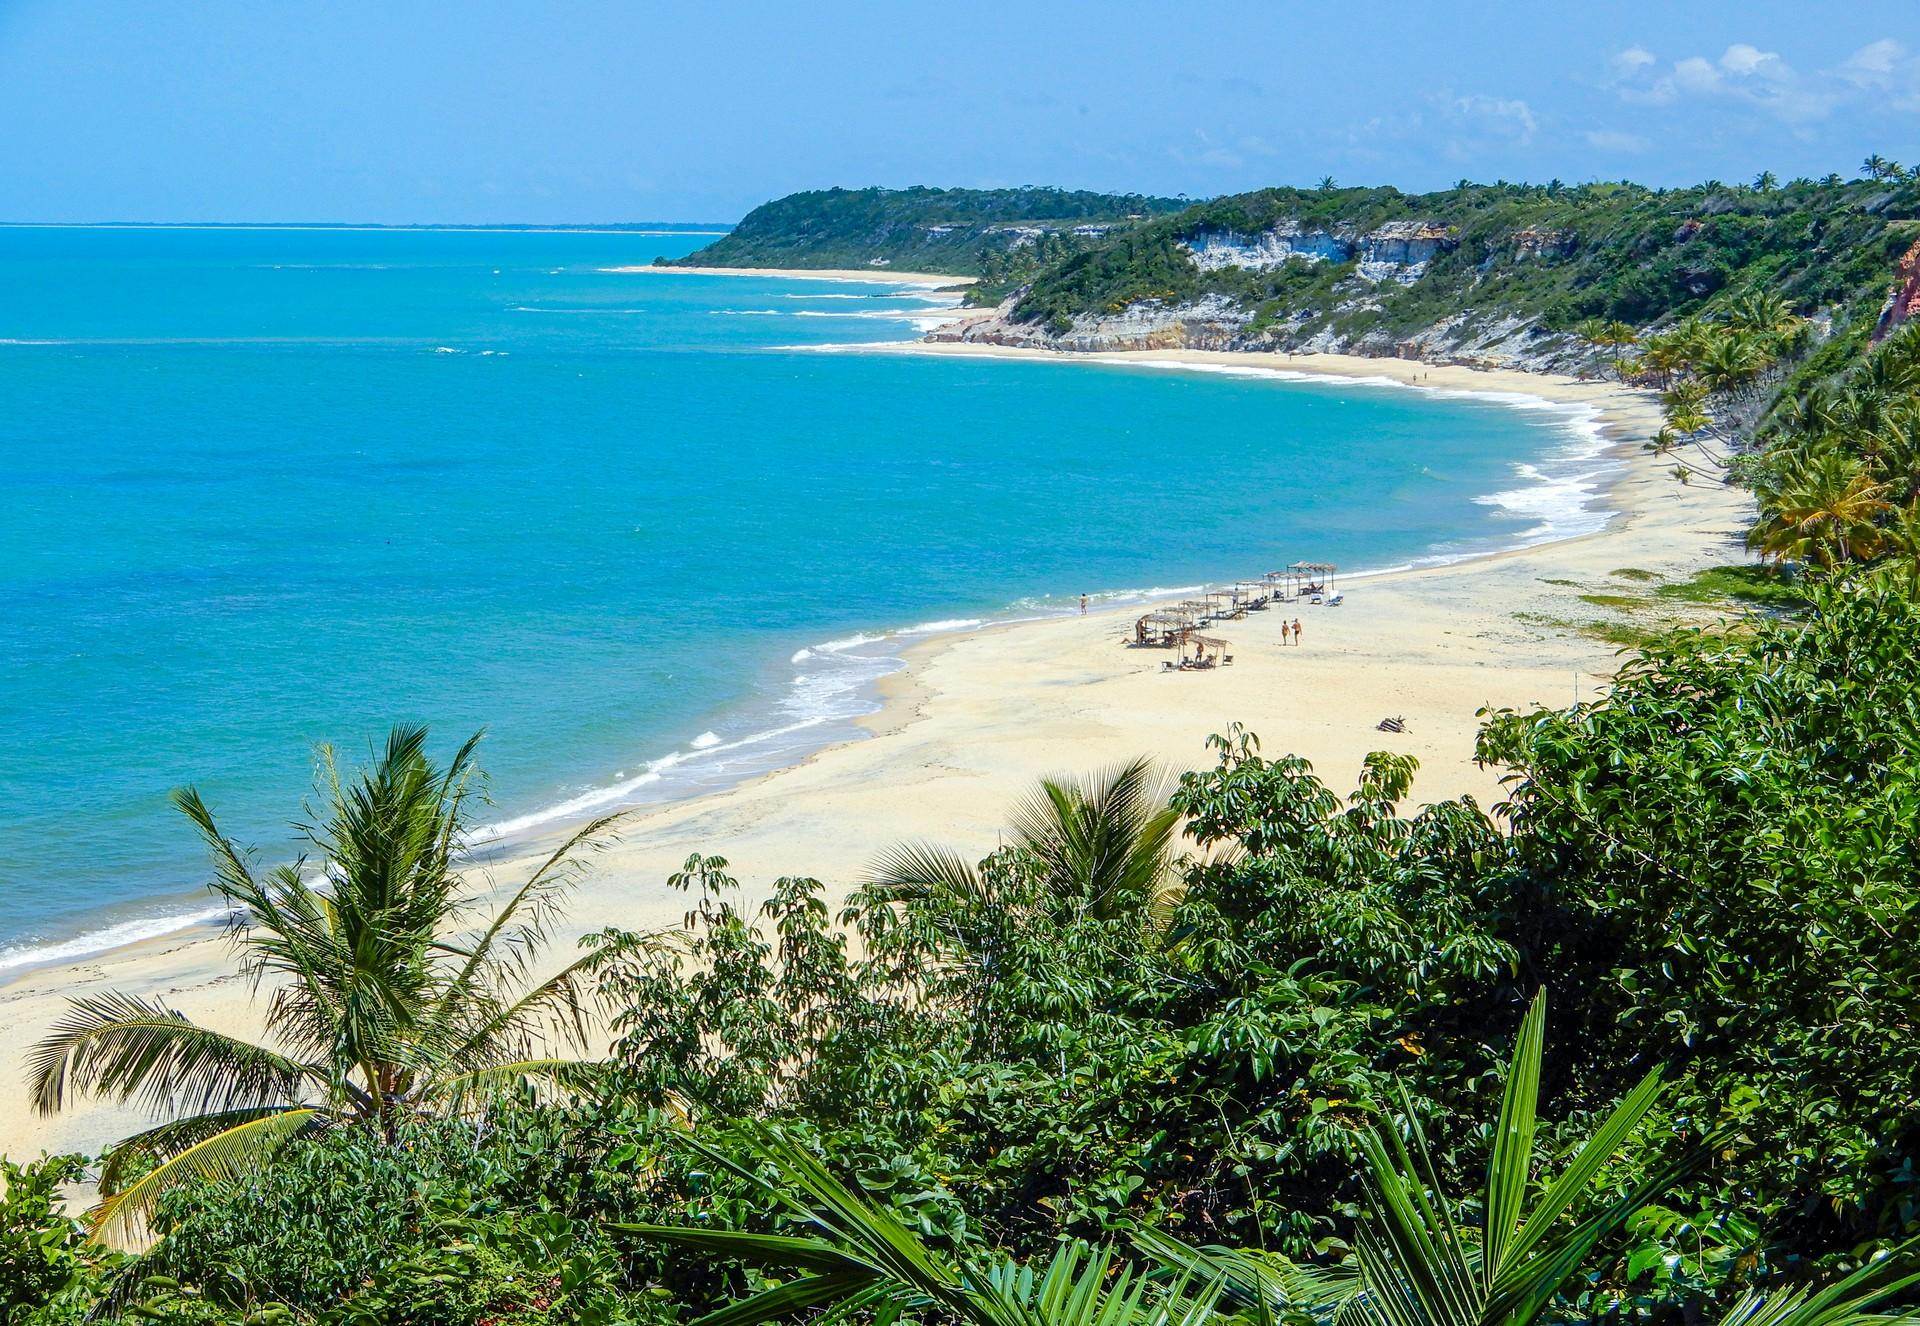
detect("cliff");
top-left (969, 179), bottom-right (1920, 371)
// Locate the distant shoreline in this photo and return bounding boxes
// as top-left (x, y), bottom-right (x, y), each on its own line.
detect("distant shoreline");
top-left (0, 222), bottom-right (732, 235)
top-left (610, 263), bottom-right (974, 286)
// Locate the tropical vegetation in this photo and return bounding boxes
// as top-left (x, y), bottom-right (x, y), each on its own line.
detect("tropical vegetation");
top-left (25, 726), bottom-right (621, 1246)
top-left (5, 574), bottom-right (1920, 1324)
top-left (13, 162), bottom-right (1920, 1325)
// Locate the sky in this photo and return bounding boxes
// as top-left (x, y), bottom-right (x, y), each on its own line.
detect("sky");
top-left (0, 1), bottom-right (1912, 224)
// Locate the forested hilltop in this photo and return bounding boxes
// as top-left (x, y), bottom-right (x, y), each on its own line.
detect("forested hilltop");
top-left (943, 173), bottom-right (1920, 371)
top-left (655, 185), bottom-right (1186, 280)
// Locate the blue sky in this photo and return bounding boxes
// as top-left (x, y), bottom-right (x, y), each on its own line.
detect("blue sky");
top-left (0, 1), bottom-right (1911, 223)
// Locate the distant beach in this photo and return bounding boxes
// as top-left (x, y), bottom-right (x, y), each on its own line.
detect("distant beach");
top-left (605, 263), bottom-right (974, 286)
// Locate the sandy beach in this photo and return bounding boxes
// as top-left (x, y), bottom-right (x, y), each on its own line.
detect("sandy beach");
top-left (0, 340), bottom-right (1752, 1165)
top-left (604, 263), bottom-right (975, 286)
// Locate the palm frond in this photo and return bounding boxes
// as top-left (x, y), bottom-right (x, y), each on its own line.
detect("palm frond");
top-left (1131, 1229), bottom-right (1355, 1319)
top-left (90, 1107), bottom-right (321, 1248)
top-left (1352, 990), bottom-right (1711, 1326)
top-left (97, 1105), bottom-right (308, 1196)
top-left (29, 992), bottom-right (314, 1116)
top-left (1711, 1242), bottom-right (1920, 1326)
top-left (866, 841), bottom-right (986, 904)
top-left (427, 1056), bottom-right (601, 1111)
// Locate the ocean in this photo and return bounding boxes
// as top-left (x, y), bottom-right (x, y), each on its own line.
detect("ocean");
top-left (0, 225), bottom-right (1613, 971)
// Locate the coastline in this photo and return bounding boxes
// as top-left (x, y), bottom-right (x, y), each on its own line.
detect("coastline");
top-left (605, 263), bottom-right (975, 286)
top-left (0, 333), bottom-right (1753, 1164)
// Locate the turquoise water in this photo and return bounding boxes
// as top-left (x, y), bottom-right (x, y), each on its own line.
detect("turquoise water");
top-left (0, 226), bottom-right (1611, 969)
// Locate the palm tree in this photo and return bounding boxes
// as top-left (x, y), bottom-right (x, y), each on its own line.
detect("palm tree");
top-left (1753, 170), bottom-right (1779, 192)
top-left (618, 1129), bottom-right (1223, 1326)
top-left (29, 726), bottom-right (619, 1244)
top-left (1750, 450), bottom-right (1894, 568)
top-left (1727, 289), bottom-right (1797, 337)
top-left (869, 756), bottom-right (1179, 927)
top-left (1695, 330), bottom-right (1771, 395)
top-left (1864, 155), bottom-right (1891, 180)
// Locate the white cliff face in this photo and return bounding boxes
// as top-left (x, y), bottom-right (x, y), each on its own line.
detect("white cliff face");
top-left (1184, 227), bottom-right (1352, 271)
top-left (933, 217), bottom-right (1607, 372)
top-left (1183, 220), bottom-right (1455, 286)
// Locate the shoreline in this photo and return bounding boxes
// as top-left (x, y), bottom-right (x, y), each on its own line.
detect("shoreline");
top-left (605, 263), bottom-right (975, 286)
top-left (0, 340), bottom-right (1617, 983)
top-left (0, 332), bottom-right (1753, 1163)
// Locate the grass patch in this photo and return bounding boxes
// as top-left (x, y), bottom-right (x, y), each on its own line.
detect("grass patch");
top-left (1578, 592), bottom-right (1647, 611)
top-left (1540, 577), bottom-right (1583, 587)
top-left (1581, 620), bottom-right (1662, 648)
top-left (1515, 610), bottom-right (1663, 650)
top-left (1654, 564), bottom-right (1805, 611)
top-left (1610, 567), bottom-right (1659, 581)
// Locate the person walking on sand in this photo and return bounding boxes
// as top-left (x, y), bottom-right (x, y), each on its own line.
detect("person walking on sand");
top-left (1080, 593), bottom-right (1088, 614)
top-left (1292, 617), bottom-right (1303, 646)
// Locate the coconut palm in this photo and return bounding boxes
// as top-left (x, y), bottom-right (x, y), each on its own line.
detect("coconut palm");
top-left (1871, 503), bottom-right (1920, 597)
top-left (1727, 290), bottom-right (1797, 337)
top-left (1750, 450), bottom-right (1894, 567)
top-left (1864, 155), bottom-right (1892, 180)
top-left (868, 756), bottom-right (1180, 927)
top-left (28, 725), bottom-right (619, 1245)
top-left (1695, 330), bottom-right (1772, 395)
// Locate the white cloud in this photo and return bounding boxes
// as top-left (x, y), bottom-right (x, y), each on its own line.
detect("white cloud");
top-left (1842, 38), bottom-right (1910, 89)
top-left (1584, 129), bottom-right (1650, 153)
top-left (1719, 43), bottom-right (1788, 80)
top-left (1610, 45), bottom-right (1656, 75)
top-left (1605, 39), bottom-right (1867, 127)
top-left (1449, 94), bottom-right (1537, 143)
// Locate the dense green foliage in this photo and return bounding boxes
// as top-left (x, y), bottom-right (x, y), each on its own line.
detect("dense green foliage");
top-left (0, 1154), bottom-right (107, 1325)
top-left (1009, 177), bottom-right (1920, 345)
top-left (15, 578), bottom-right (1920, 1324)
top-left (659, 186), bottom-right (1185, 294)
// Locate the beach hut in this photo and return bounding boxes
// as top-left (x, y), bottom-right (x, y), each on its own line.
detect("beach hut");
top-left (1288, 561), bottom-right (1338, 597)
top-left (1234, 579), bottom-right (1273, 611)
top-left (1176, 632), bottom-right (1231, 669)
top-left (1132, 607), bottom-right (1195, 647)
top-left (1204, 587), bottom-right (1242, 620)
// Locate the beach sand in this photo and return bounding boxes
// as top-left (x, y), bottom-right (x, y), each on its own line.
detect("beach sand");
top-left (0, 343), bottom-right (1752, 1164)
top-left (605, 264), bottom-right (975, 286)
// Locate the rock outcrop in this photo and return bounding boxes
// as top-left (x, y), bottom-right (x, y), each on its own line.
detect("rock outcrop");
top-left (932, 294), bottom-right (1586, 373)
top-left (1874, 238), bottom-right (1920, 342)
top-left (930, 213), bottom-right (1645, 372)
top-left (1181, 220), bottom-right (1457, 286)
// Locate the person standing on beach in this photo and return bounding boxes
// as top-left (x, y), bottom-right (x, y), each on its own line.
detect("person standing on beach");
top-left (1292, 617), bottom-right (1303, 645)
top-left (1080, 593), bottom-right (1088, 614)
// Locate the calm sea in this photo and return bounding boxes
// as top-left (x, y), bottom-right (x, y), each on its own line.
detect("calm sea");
top-left (0, 226), bottom-right (1613, 969)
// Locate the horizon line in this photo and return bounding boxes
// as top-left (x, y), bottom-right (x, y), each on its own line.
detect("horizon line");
top-left (0, 220), bottom-right (736, 233)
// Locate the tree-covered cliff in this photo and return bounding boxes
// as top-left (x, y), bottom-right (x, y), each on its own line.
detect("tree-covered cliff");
top-left (657, 184), bottom-right (1186, 283)
top-left (958, 175), bottom-right (1920, 368)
